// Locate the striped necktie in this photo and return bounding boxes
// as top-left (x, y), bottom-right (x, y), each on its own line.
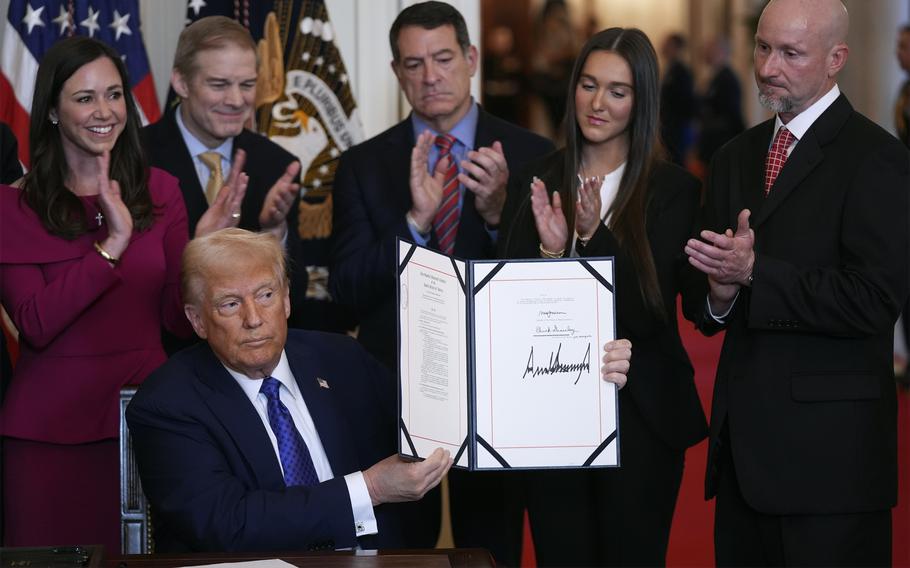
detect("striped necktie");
top-left (432, 134), bottom-right (460, 255)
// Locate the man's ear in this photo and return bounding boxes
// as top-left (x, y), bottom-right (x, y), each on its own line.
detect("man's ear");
top-left (283, 287), bottom-right (291, 320)
top-left (184, 304), bottom-right (208, 339)
top-left (391, 59), bottom-right (403, 84)
top-left (172, 69), bottom-right (190, 99)
top-left (828, 43), bottom-right (849, 77)
top-left (466, 45), bottom-right (479, 77)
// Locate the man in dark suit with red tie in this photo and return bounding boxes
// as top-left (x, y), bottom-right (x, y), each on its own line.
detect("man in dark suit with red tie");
top-left (329, 1), bottom-right (552, 562)
top-left (685, 0), bottom-right (909, 565)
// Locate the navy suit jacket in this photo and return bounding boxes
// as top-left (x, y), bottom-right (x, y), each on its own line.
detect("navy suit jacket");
top-left (126, 330), bottom-right (405, 552)
top-left (329, 108), bottom-right (553, 369)
top-left (143, 111), bottom-right (307, 320)
top-left (699, 94), bottom-right (909, 514)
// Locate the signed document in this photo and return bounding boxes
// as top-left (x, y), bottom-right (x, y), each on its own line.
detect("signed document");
top-left (398, 239), bottom-right (618, 470)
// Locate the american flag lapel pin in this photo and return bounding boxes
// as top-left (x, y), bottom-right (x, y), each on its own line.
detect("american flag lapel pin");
top-left (317, 377), bottom-right (330, 389)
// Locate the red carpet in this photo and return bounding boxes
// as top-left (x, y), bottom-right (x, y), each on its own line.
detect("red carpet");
top-left (521, 305), bottom-right (910, 566)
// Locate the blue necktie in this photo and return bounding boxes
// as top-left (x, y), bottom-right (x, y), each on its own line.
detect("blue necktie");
top-left (259, 377), bottom-right (319, 487)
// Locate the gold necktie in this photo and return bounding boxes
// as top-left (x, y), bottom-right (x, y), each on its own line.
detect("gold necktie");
top-left (198, 151), bottom-right (224, 205)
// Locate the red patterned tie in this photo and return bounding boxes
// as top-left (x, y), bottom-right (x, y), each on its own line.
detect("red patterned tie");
top-left (763, 126), bottom-right (795, 196)
top-left (432, 134), bottom-right (460, 255)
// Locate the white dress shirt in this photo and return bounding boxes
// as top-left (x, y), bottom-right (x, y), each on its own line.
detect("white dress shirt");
top-left (225, 351), bottom-right (378, 539)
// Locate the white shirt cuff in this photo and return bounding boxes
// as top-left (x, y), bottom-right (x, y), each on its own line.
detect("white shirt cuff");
top-left (707, 291), bottom-right (739, 323)
top-left (344, 471), bottom-right (378, 537)
top-left (406, 214), bottom-right (431, 247)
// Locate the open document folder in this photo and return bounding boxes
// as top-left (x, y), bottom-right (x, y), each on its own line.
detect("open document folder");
top-left (396, 238), bottom-right (619, 471)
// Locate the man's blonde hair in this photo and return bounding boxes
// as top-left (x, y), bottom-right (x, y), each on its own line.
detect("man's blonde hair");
top-left (182, 228), bottom-right (288, 307)
top-left (172, 16), bottom-right (257, 79)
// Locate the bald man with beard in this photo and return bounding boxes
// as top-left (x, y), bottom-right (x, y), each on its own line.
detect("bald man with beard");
top-left (685, 0), bottom-right (909, 564)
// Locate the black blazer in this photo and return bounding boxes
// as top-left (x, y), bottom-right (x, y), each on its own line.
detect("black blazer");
top-left (143, 110), bottom-right (307, 321)
top-left (499, 151), bottom-right (709, 451)
top-left (126, 330), bottom-right (406, 552)
top-left (699, 94), bottom-right (909, 514)
top-left (329, 109), bottom-right (553, 369)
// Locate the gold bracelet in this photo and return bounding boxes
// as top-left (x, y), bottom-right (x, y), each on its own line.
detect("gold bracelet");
top-left (93, 241), bottom-right (120, 265)
top-left (539, 243), bottom-right (565, 259)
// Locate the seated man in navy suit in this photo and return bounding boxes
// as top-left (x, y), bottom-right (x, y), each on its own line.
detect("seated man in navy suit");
top-left (126, 229), bottom-right (453, 552)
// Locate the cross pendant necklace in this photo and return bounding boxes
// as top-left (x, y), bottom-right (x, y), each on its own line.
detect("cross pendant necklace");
top-left (95, 212), bottom-right (104, 226)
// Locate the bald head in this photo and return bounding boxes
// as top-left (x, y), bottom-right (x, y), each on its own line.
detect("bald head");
top-left (754, 0), bottom-right (849, 120)
top-left (761, 0), bottom-right (848, 49)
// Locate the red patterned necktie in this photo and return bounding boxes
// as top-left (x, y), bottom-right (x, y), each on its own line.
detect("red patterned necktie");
top-left (763, 126), bottom-right (795, 196)
top-left (432, 134), bottom-right (460, 255)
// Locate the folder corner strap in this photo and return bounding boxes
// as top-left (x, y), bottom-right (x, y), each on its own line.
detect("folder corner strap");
top-left (398, 242), bottom-right (418, 276)
top-left (582, 430), bottom-right (617, 467)
top-left (476, 435), bottom-right (511, 468)
top-left (399, 417), bottom-right (418, 458)
top-left (578, 259), bottom-right (614, 293)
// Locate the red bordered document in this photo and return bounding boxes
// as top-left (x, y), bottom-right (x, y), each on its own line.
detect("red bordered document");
top-left (396, 238), bottom-right (619, 470)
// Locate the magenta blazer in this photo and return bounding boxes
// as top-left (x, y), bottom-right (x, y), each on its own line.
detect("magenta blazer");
top-left (0, 168), bottom-right (192, 443)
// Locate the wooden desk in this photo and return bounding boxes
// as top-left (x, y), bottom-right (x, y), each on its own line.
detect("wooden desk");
top-left (1, 546), bottom-right (103, 568)
top-left (104, 549), bottom-right (494, 568)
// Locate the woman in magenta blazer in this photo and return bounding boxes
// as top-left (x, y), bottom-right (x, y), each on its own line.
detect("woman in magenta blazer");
top-left (0, 37), bottom-right (197, 552)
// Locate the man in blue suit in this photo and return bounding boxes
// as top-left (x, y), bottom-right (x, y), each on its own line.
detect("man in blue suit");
top-left (126, 229), bottom-right (452, 552)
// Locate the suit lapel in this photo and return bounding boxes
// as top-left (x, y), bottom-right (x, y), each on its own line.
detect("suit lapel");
top-left (193, 345), bottom-right (286, 489)
top-left (158, 111), bottom-right (209, 232)
top-left (739, 120), bottom-right (775, 221)
top-left (381, 121), bottom-right (417, 216)
top-left (752, 95), bottom-right (852, 229)
top-left (286, 340), bottom-right (360, 476)
top-left (453, 109), bottom-right (499, 255)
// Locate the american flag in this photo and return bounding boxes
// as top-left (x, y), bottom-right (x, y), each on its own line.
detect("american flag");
top-left (0, 0), bottom-right (160, 168)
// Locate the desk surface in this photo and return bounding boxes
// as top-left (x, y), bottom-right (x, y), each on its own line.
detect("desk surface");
top-left (104, 549), bottom-right (494, 568)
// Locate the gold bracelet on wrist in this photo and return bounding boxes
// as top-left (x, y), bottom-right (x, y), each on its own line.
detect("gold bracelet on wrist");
top-left (93, 241), bottom-right (120, 265)
top-left (539, 243), bottom-right (565, 259)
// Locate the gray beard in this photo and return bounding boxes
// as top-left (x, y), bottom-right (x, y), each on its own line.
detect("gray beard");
top-left (759, 92), bottom-right (794, 113)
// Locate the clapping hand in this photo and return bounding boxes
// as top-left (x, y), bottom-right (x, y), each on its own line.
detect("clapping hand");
top-left (96, 150), bottom-right (132, 261)
top-left (530, 176), bottom-right (568, 255)
top-left (195, 149), bottom-right (249, 238)
top-left (460, 141), bottom-right (509, 226)
top-left (575, 175), bottom-right (603, 240)
top-left (407, 130), bottom-right (449, 233)
top-left (259, 160), bottom-right (301, 241)
top-left (685, 209), bottom-right (755, 313)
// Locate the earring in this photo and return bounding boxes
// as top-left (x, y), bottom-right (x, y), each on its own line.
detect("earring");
top-left (50, 118), bottom-right (58, 125)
